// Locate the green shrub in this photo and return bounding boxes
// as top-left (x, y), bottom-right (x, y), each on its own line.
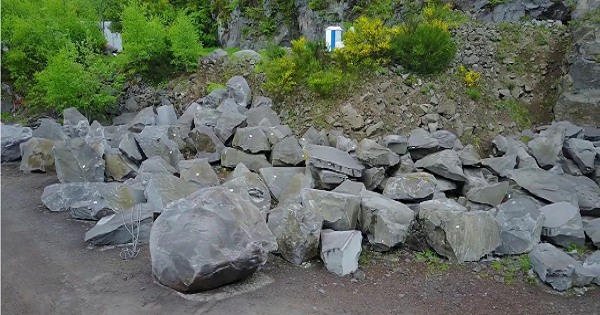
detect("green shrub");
top-left (169, 11), bottom-right (203, 71)
top-left (466, 87), bottom-right (482, 100)
top-left (206, 82), bottom-right (226, 94)
top-left (263, 42), bottom-right (287, 60)
top-left (336, 16), bottom-right (399, 68)
top-left (390, 23), bottom-right (456, 74)
top-left (262, 56), bottom-right (297, 100)
top-left (308, 70), bottom-right (341, 97)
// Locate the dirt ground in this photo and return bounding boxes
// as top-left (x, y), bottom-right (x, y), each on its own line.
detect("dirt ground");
top-left (2, 163), bottom-right (600, 315)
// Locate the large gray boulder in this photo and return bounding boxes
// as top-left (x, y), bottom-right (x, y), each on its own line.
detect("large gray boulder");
top-left (382, 135), bottom-right (408, 155)
top-left (360, 194), bottom-right (415, 251)
top-left (407, 128), bottom-right (440, 160)
top-left (222, 172), bottom-right (271, 216)
top-left (278, 172), bottom-right (315, 203)
top-left (1, 123), bottom-right (32, 161)
top-left (144, 173), bottom-right (199, 211)
top-left (493, 198), bottom-right (544, 255)
top-left (226, 76), bottom-right (252, 108)
top-left (299, 127), bottom-right (327, 147)
top-left (361, 167), bottom-right (385, 191)
top-left (268, 201), bottom-right (322, 264)
top-left (63, 107), bottom-right (90, 138)
top-left (128, 107), bottom-right (156, 132)
top-left (414, 149), bottom-right (466, 182)
top-left (539, 202), bottom-right (586, 247)
top-left (356, 139), bottom-right (400, 167)
top-left (194, 107), bottom-right (221, 129)
top-left (529, 243), bottom-right (596, 292)
top-left (214, 110), bottom-right (247, 143)
top-left (104, 149), bottom-right (138, 181)
top-left (465, 181), bottom-right (509, 206)
top-left (383, 172), bottom-right (437, 202)
top-left (563, 138), bottom-right (596, 174)
top-left (419, 199), bottom-right (468, 216)
top-left (458, 144), bottom-right (481, 166)
top-left (301, 189), bottom-right (361, 231)
top-left (507, 168), bottom-right (579, 206)
top-left (19, 138), bottom-right (57, 172)
top-left (221, 148), bottom-right (271, 172)
top-left (118, 133), bottom-right (144, 163)
top-left (245, 106), bottom-right (280, 127)
top-left (528, 125), bottom-right (565, 169)
top-left (187, 126), bottom-right (225, 163)
top-left (320, 229), bottom-right (362, 276)
top-left (583, 251), bottom-right (600, 285)
top-left (583, 218), bottom-right (600, 248)
top-left (156, 105), bottom-right (178, 126)
top-left (232, 126), bottom-right (270, 153)
top-left (258, 167), bottom-right (306, 201)
top-left (84, 203), bottom-right (153, 245)
top-left (480, 154), bottom-right (517, 177)
top-left (135, 126), bottom-right (183, 168)
top-left (418, 209), bottom-right (501, 262)
top-left (262, 124), bottom-right (293, 146)
top-left (178, 158), bottom-right (220, 187)
top-left (85, 121), bottom-right (110, 156)
top-left (270, 136), bottom-right (304, 166)
top-left (138, 156), bottom-right (178, 178)
top-left (32, 118), bottom-right (68, 141)
top-left (150, 187), bottom-right (277, 293)
top-left (504, 137), bottom-right (538, 169)
top-left (53, 138), bottom-right (105, 183)
top-left (41, 182), bottom-right (145, 220)
top-left (304, 144), bottom-right (364, 177)
top-left (562, 174), bottom-right (600, 216)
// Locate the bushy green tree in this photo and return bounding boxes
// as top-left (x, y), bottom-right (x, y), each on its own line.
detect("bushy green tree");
top-left (169, 11), bottom-right (203, 71)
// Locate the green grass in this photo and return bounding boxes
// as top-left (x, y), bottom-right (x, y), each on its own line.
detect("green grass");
top-left (466, 87), bottom-right (482, 101)
top-left (415, 249), bottom-right (450, 276)
top-left (517, 255), bottom-right (531, 271)
top-left (199, 46), bottom-right (242, 56)
top-left (206, 82), bottom-right (226, 94)
top-left (495, 100), bottom-right (531, 128)
top-left (359, 250), bottom-right (374, 265)
top-left (0, 113), bottom-right (27, 125)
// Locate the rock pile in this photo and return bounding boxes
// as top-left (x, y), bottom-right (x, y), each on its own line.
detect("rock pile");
top-left (10, 74), bottom-right (599, 293)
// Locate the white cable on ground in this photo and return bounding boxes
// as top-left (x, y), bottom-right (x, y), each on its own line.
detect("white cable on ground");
top-left (120, 205), bottom-right (142, 260)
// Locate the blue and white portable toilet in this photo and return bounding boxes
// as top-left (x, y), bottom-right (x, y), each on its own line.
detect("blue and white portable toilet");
top-left (325, 26), bottom-right (344, 52)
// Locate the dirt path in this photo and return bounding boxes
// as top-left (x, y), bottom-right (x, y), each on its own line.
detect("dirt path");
top-left (2, 164), bottom-right (599, 315)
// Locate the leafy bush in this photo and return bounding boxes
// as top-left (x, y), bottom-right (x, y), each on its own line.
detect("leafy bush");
top-left (308, 70), bottom-right (341, 97)
top-left (464, 71), bottom-right (481, 87)
top-left (262, 56), bottom-right (297, 100)
top-left (169, 11), bottom-right (203, 71)
top-left (466, 87), bottom-right (482, 100)
top-left (336, 16), bottom-right (399, 67)
top-left (390, 23), bottom-right (456, 74)
top-left (263, 42), bottom-right (288, 60)
top-left (422, 2), bottom-right (468, 28)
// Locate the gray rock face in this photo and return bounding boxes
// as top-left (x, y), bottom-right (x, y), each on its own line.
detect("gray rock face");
top-left (1, 123), bottom-right (32, 161)
top-left (507, 168), bottom-right (578, 206)
top-left (218, 98), bottom-right (246, 114)
top-left (304, 144), bottom-right (364, 177)
top-left (118, 133), bottom-right (144, 163)
top-left (19, 138), bottom-right (57, 172)
top-left (361, 167), bottom-right (385, 191)
top-left (493, 198), bottom-right (544, 255)
top-left (104, 149), bottom-right (138, 181)
top-left (138, 156), bottom-right (178, 178)
top-left (583, 218), bottom-right (600, 248)
top-left (320, 229), bottom-right (362, 276)
top-left (529, 243), bottom-right (594, 292)
top-left (300, 127), bottom-right (327, 147)
top-left (419, 199), bottom-right (468, 216)
top-left (458, 144), bottom-right (481, 166)
top-left (245, 106), bottom-right (280, 127)
top-left (382, 135), bottom-right (408, 155)
top-left (187, 126), bottom-right (225, 163)
top-left (480, 154), bottom-right (517, 177)
top-left (392, 154), bottom-right (416, 176)
top-left (144, 173), bottom-right (199, 211)
top-left (311, 168), bottom-right (347, 189)
top-left (229, 162), bottom-right (251, 179)
top-left (223, 172), bottom-right (271, 216)
top-left (150, 187), bottom-right (276, 293)
top-left (262, 124), bottom-right (293, 146)
top-left (156, 105), bottom-right (178, 126)
top-left (32, 118), bottom-right (68, 140)
top-left (258, 167), bottom-right (306, 201)
top-left (268, 201), bottom-right (322, 264)
top-left (85, 121), bottom-right (110, 156)
top-left (583, 250), bottom-right (600, 285)
top-left (270, 136), bottom-right (304, 166)
top-left (563, 138), bottom-right (596, 174)
top-left (356, 139), bottom-right (400, 167)
top-left (128, 107), bottom-right (156, 132)
top-left (383, 173), bottom-right (437, 202)
top-left (135, 126), bottom-right (183, 168)
top-left (194, 107), bottom-right (221, 129)
top-left (221, 148), bottom-right (271, 172)
top-left (328, 130), bottom-right (358, 153)
top-left (407, 128), bottom-right (440, 159)
top-left (528, 125), bottom-right (565, 169)
top-left (41, 182), bottom-right (145, 219)
top-left (226, 76), bottom-right (251, 108)
top-left (54, 138), bottom-right (105, 183)
top-left (278, 172), bottom-right (315, 203)
top-left (214, 110), bottom-right (247, 143)
top-left (492, 135), bottom-right (509, 155)
top-left (301, 189), bottom-right (361, 231)
top-left (539, 202), bottom-right (586, 247)
top-left (562, 174), bottom-right (600, 216)
top-left (178, 158), bottom-right (219, 187)
top-left (232, 126), bottom-right (270, 153)
top-left (63, 107), bottom-right (90, 138)
top-left (465, 181), bottom-right (509, 206)
top-left (415, 149), bottom-right (466, 182)
top-left (360, 194), bottom-right (415, 251)
top-left (333, 179), bottom-right (366, 195)
top-left (200, 49), bottom-right (228, 64)
top-left (431, 130), bottom-right (461, 150)
top-left (419, 209), bottom-right (501, 262)
top-left (252, 96), bottom-right (273, 108)
top-left (84, 203), bottom-right (153, 245)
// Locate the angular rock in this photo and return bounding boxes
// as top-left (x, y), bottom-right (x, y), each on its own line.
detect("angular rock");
top-left (299, 127), bottom-right (327, 147)
top-left (583, 251), bottom-right (600, 285)
top-left (112, 112), bottom-right (136, 126)
top-left (232, 126), bottom-right (270, 153)
top-left (391, 154), bottom-right (416, 176)
top-left (560, 154), bottom-right (583, 176)
top-left (528, 125), bottom-right (565, 169)
top-left (186, 126), bottom-right (225, 163)
top-left (382, 135), bottom-right (408, 155)
top-left (245, 106), bottom-right (280, 127)
top-left (104, 125), bottom-right (128, 148)
top-left (583, 218), bottom-right (600, 248)
top-left (222, 172), bottom-right (271, 216)
top-left (177, 102), bottom-right (198, 133)
top-left (252, 96), bottom-right (273, 108)
top-left (407, 128), bottom-right (440, 160)
top-left (304, 144), bottom-right (364, 177)
top-left (85, 121), bottom-right (110, 156)
top-left (218, 98), bottom-right (246, 114)
top-left (138, 156), bottom-right (178, 178)
top-left (262, 124), bottom-right (293, 146)
top-left (194, 107), bottom-right (221, 129)
top-left (150, 187), bottom-right (276, 293)
top-left (32, 118), bottom-right (68, 140)
top-left (229, 162), bottom-right (252, 179)
top-left (226, 76), bottom-right (251, 108)
top-left (539, 202), bottom-right (586, 248)
top-left (270, 136), bottom-right (304, 166)
top-left (458, 144), bottom-right (481, 166)
top-left (361, 167), bottom-right (385, 191)
top-left (419, 199), bottom-right (467, 216)
top-left (529, 243), bottom-right (595, 291)
top-left (333, 179), bottom-right (366, 195)
top-left (415, 149), bottom-right (466, 182)
top-left (104, 149), bottom-right (138, 181)
top-left (278, 172), bottom-right (315, 203)
top-left (320, 229), bottom-right (362, 276)
top-left (257, 167), bottom-right (306, 201)
top-left (507, 168), bottom-right (578, 205)
top-left (493, 198), bottom-right (544, 255)
top-left (214, 110), bottom-right (247, 143)
top-left (144, 173), bottom-right (198, 211)
top-left (434, 176), bottom-right (458, 192)
top-left (19, 138), bottom-right (57, 172)
top-left (84, 203), bottom-right (153, 245)
top-left (135, 126), bottom-right (183, 168)
top-left (221, 148), bottom-right (271, 172)
top-left (562, 174), bottom-right (600, 216)
top-left (563, 138), bottom-right (596, 174)
top-left (54, 138), bottom-right (104, 182)
top-left (431, 130), bottom-right (461, 150)
top-left (465, 181), bottom-right (509, 206)
top-left (128, 107), bottom-right (156, 133)
top-left (1, 123), bottom-right (32, 161)
top-left (418, 209), bottom-right (501, 262)
top-left (329, 132), bottom-right (358, 153)
top-left (492, 135), bottom-right (508, 155)
top-left (268, 201), bottom-right (322, 264)
top-left (178, 158), bottom-right (219, 187)
top-left (383, 172), bottom-right (437, 202)
top-left (505, 138), bottom-right (538, 169)
top-left (156, 104), bottom-right (178, 126)
top-left (356, 139), bottom-right (400, 167)
top-left (301, 189), bottom-right (361, 231)
top-left (63, 107), bottom-right (90, 138)
top-left (118, 133), bottom-right (144, 163)
top-left (360, 194), bottom-right (415, 251)
top-left (480, 154), bottom-right (517, 177)
top-left (311, 168), bottom-right (347, 189)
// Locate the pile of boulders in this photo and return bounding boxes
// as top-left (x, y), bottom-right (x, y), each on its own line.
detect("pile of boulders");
top-left (2, 75), bottom-right (600, 293)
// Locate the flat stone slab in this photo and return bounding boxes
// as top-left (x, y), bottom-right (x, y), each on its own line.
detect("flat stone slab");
top-left (84, 203), bottom-right (153, 245)
top-left (304, 144), bottom-right (364, 177)
top-left (258, 167), bottom-right (306, 201)
top-left (507, 168), bottom-right (578, 206)
top-left (539, 202), bottom-right (586, 248)
top-left (301, 189), bottom-right (361, 231)
top-left (383, 172), bottom-right (437, 202)
top-left (221, 148), bottom-right (271, 172)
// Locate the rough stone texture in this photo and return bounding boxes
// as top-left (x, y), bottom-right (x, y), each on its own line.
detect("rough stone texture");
top-left (528, 125), bottom-right (565, 169)
top-left (258, 167), bottom-right (306, 201)
top-left (268, 201), bottom-right (322, 265)
top-left (104, 149), bottom-right (138, 181)
top-left (178, 158), bottom-right (220, 187)
top-left (431, 130), bottom-right (461, 150)
top-left (245, 106), bottom-right (280, 127)
top-left (144, 173), bottom-right (198, 211)
top-left (563, 138), bottom-right (596, 174)
top-left (435, 176), bottom-right (458, 192)
top-left (278, 172), bottom-right (315, 203)
top-left (41, 182), bottom-right (145, 220)
top-left (415, 149), bottom-right (466, 182)
top-left (562, 174), bottom-right (600, 216)
top-left (1, 123), bottom-right (33, 162)
top-left (529, 243), bottom-right (595, 292)
top-left (138, 156), bottom-right (178, 179)
top-left (270, 136), bottom-right (304, 166)
top-left (391, 154), bottom-right (416, 176)
top-left (226, 76), bottom-right (252, 108)
top-left (507, 168), bottom-right (578, 206)
top-left (19, 138), bottom-right (57, 173)
top-left (85, 121), bottom-right (110, 156)
top-left (361, 167), bottom-right (385, 191)
top-left (360, 194), bottom-right (415, 251)
top-left (583, 250), bottom-right (600, 285)
top-left (328, 130), bottom-right (358, 153)
top-left (493, 198), bottom-right (544, 255)
top-left (382, 135), bottom-right (408, 155)
top-left (299, 127), bottom-right (327, 147)
top-left (32, 118), bottom-right (68, 141)
top-left (356, 139), bottom-right (400, 167)
top-left (222, 172), bottom-right (271, 216)
top-left (232, 126), bottom-right (270, 153)
top-left (458, 144), bottom-right (481, 166)
top-left (53, 138), bottom-right (105, 183)
top-left (301, 189), bottom-right (361, 231)
top-left (539, 202), bottom-right (586, 248)
top-left (221, 148), bottom-right (271, 172)
top-left (418, 209), bottom-right (501, 262)
top-left (262, 125), bottom-right (293, 146)
top-left (480, 154), bottom-right (517, 177)
top-left (156, 105), bottom-right (178, 126)
top-left (465, 181), bottom-right (509, 206)
top-left (419, 199), bottom-right (467, 216)
top-left (304, 144), bottom-right (364, 177)
top-left (383, 173), bottom-right (437, 202)
top-left (583, 218), bottom-right (600, 248)
top-left (135, 126), bottom-right (183, 168)
top-left (118, 133), bottom-right (144, 163)
top-left (407, 128), bottom-right (440, 160)
top-left (252, 96), bottom-right (273, 108)
top-left (229, 162), bottom-right (252, 179)
top-left (320, 229), bottom-right (362, 276)
top-left (187, 126), bottom-right (225, 163)
top-left (332, 180), bottom-right (366, 195)
top-left (150, 187), bottom-right (276, 293)
top-left (84, 203), bottom-right (153, 245)
top-left (128, 107), bottom-right (156, 133)
top-left (310, 168), bottom-right (347, 189)
top-left (63, 107), bottom-right (90, 138)
top-left (194, 107), bottom-right (221, 129)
